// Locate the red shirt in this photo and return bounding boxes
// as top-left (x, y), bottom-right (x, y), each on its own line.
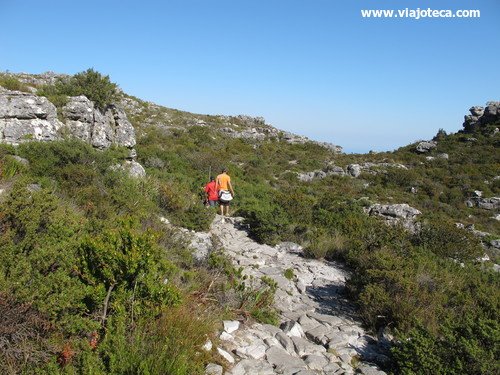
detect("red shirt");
top-left (204, 181), bottom-right (218, 201)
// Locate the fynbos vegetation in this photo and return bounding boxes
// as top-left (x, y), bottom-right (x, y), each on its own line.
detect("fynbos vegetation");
top-left (0, 71), bottom-right (498, 374)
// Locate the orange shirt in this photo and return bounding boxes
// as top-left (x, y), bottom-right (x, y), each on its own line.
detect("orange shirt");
top-left (216, 173), bottom-right (231, 191)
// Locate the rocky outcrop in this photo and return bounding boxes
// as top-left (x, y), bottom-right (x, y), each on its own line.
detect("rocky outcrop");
top-left (463, 102), bottom-right (500, 133)
top-left (0, 91), bottom-right (62, 144)
top-left (298, 165), bottom-right (345, 182)
top-left (299, 162), bottom-right (408, 181)
top-left (217, 115), bottom-right (343, 153)
top-left (211, 216), bottom-right (387, 375)
top-left (347, 162), bottom-right (408, 177)
top-left (426, 153), bottom-right (449, 161)
top-left (1, 89), bottom-right (145, 176)
top-left (0, 90), bottom-right (136, 150)
top-left (7, 71), bottom-right (69, 87)
top-left (367, 204), bottom-right (421, 232)
top-left (62, 96), bottom-right (136, 149)
top-left (466, 196), bottom-right (500, 210)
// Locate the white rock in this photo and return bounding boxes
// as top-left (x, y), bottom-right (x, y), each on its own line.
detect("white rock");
top-left (224, 320), bottom-right (240, 334)
top-left (242, 343), bottom-right (267, 359)
top-left (282, 321), bottom-right (304, 337)
top-left (205, 363), bottom-right (223, 375)
top-left (217, 347), bottom-right (235, 364)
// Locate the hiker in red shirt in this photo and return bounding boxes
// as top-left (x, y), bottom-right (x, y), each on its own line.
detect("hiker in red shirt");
top-left (204, 177), bottom-right (219, 207)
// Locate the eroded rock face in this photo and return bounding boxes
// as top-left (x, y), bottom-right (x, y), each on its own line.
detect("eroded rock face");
top-left (62, 96), bottom-right (136, 149)
top-left (0, 91), bottom-right (62, 144)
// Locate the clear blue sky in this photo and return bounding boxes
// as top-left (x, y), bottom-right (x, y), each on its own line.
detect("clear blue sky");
top-left (1, 0), bottom-right (499, 153)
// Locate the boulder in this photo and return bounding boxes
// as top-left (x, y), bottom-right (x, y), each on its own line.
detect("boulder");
top-left (368, 204), bottom-right (421, 232)
top-left (297, 165), bottom-right (345, 182)
top-left (280, 321), bottom-right (304, 338)
top-left (368, 204), bottom-right (421, 220)
top-left (347, 164), bottom-right (362, 177)
top-left (324, 165), bottom-right (345, 176)
top-left (110, 160), bottom-right (146, 178)
top-left (470, 106), bottom-right (485, 117)
top-left (415, 141), bottom-right (437, 153)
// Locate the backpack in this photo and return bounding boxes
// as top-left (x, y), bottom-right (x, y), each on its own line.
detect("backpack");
top-left (219, 190), bottom-right (233, 202)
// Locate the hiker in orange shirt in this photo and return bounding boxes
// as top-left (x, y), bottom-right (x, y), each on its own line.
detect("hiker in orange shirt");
top-left (216, 168), bottom-right (234, 216)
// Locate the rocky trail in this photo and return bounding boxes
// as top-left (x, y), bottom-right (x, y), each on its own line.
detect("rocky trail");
top-left (206, 215), bottom-right (388, 375)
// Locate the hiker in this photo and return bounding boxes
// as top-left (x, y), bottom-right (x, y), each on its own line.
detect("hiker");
top-left (216, 168), bottom-right (234, 216)
top-left (204, 177), bottom-right (218, 207)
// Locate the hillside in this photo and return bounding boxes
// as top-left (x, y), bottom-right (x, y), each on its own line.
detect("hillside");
top-left (0, 71), bottom-right (499, 375)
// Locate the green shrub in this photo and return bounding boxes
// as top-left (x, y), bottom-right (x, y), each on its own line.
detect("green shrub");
top-left (68, 69), bottom-right (118, 109)
top-left (303, 230), bottom-right (346, 259)
top-left (284, 268), bottom-right (294, 280)
top-left (38, 68), bottom-right (118, 110)
top-left (0, 184), bottom-right (96, 333)
top-left (175, 203), bottom-right (215, 232)
top-left (415, 219), bottom-right (483, 261)
top-left (0, 155), bottom-right (28, 178)
top-left (393, 316), bottom-right (500, 375)
top-left (0, 74), bottom-right (30, 92)
top-left (241, 205), bottom-right (291, 245)
top-left (78, 220), bottom-right (182, 316)
top-left (97, 303), bottom-right (213, 375)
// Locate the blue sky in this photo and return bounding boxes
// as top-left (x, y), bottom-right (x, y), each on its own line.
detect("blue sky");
top-left (1, 0), bottom-right (499, 153)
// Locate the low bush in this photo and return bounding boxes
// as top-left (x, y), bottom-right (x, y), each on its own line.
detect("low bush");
top-left (241, 205), bottom-right (291, 245)
top-left (0, 74), bottom-right (30, 92)
top-left (415, 219), bottom-right (483, 261)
